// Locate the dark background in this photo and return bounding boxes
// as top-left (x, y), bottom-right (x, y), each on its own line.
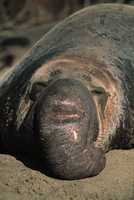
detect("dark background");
top-left (0, 0), bottom-right (134, 38)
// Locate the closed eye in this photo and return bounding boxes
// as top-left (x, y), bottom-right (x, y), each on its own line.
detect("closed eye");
top-left (30, 81), bottom-right (51, 101)
top-left (91, 90), bottom-right (104, 95)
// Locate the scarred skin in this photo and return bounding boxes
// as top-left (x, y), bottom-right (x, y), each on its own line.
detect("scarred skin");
top-left (0, 4), bottom-right (134, 180)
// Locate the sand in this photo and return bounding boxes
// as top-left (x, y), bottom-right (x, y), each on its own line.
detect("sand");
top-left (0, 149), bottom-right (133, 200)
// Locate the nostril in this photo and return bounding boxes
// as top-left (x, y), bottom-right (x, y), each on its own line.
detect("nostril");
top-left (46, 113), bottom-right (80, 122)
top-left (44, 102), bottom-right (86, 123)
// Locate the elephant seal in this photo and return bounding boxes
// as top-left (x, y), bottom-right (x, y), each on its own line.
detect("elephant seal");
top-left (0, 4), bottom-right (134, 180)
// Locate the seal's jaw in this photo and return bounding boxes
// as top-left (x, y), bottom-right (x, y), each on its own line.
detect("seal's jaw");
top-left (34, 78), bottom-right (105, 180)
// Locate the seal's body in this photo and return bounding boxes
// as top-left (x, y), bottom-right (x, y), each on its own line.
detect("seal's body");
top-left (0, 4), bottom-right (133, 180)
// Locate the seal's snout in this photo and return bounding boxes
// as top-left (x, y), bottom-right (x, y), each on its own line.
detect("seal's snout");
top-left (35, 78), bottom-right (106, 179)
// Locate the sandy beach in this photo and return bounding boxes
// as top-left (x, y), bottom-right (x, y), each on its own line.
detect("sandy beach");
top-left (0, 149), bottom-right (133, 200)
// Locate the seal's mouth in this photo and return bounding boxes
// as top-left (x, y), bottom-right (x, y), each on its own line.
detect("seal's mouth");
top-left (35, 78), bottom-right (106, 180)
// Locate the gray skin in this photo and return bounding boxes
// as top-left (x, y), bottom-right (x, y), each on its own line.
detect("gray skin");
top-left (0, 4), bottom-right (134, 180)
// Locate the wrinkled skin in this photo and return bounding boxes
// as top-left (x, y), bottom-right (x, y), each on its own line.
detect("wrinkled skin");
top-left (0, 4), bottom-right (134, 180)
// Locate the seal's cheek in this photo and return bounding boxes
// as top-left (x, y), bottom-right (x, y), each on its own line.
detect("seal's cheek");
top-left (105, 95), bottom-right (119, 123)
top-left (35, 78), bottom-right (106, 180)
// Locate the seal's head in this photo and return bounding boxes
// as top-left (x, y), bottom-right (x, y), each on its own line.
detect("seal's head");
top-left (35, 78), bottom-right (105, 180)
